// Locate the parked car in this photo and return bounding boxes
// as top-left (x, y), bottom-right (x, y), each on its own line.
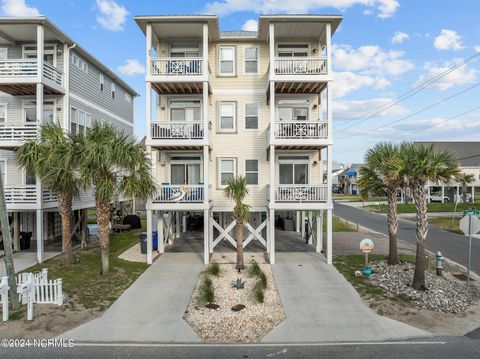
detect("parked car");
top-left (332, 186), bottom-right (344, 194)
top-left (428, 194), bottom-right (450, 203)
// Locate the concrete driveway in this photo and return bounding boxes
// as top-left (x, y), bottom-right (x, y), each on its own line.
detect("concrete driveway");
top-left (263, 252), bottom-right (431, 342)
top-left (61, 252), bottom-right (203, 342)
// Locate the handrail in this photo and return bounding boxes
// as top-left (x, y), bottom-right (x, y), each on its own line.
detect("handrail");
top-left (150, 57), bottom-right (203, 76)
top-left (273, 121), bottom-right (328, 139)
top-left (274, 57), bottom-right (328, 75)
top-left (275, 184), bottom-right (328, 202)
top-left (153, 184), bottom-right (204, 203)
top-left (151, 122), bottom-right (204, 140)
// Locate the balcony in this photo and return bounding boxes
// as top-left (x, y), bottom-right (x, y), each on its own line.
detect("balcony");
top-left (0, 60), bottom-right (64, 95)
top-left (152, 184), bottom-right (205, 205)
top-left (4, 185), bottom-right (57, 208)
top-left (270, 185), bottom-right (329, 210)
top-left (149, 122), bottom-right (208, 149)
top-left (269, 121), bottom-right (330, 148)
top-left (148, 57), bottom-right (207, 94)
top-left (0, 122), bottom-right (39, 147)
top-left (274, 57), bottom-right (327, 76)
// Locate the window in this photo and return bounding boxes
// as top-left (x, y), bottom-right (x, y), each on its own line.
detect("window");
top-left (71, 53), bottom-right (88, 72)
top-left (245, 159), bottom-right (259, 185)
top-left (278, 103), bottom-right (308, 122)
top-left (111, 82), bottom-right (116, 99)
top-left (218, 46), bottom-right (236, 75)
top-left (78, 110), bottom-right (85, 134)
top-left (23, 44), bottom-right (55, 65)
top-left (99, 74), bottom-right (104, 92)
top-left (170, 100), bottom-right (201, 122)
top-left (0, 104), bottom-right (6, 123)
top-left (219, 158), bottom-right (236, 186)
top-left (0, 48), bottom-right (7, 60)
top-left (85, 112), bottom-right (92, 133)
top-left (25, 168), bottom-right (36, 185)
top-left (218, 102), bottom-right (236, 132)
top-left (0, 160), bottom-right (6, 185)
top-left (244, 47), bottom-right (259, 74)
top-left (124, 92), bottom-right (132, 103)
top-left (24, 101), bottom-right (54, 123)
top-left (244, 103), bottom-right (258, 129)
top-left (277, 44), bottom-right (309, 57)
top-left (170, 156), bottom-right (202, 185)
top-left (279, 163), bottom-right (309, 185)
top-left (170, 43), bottom-right (200, 57)
top-left (70, 107), bottom-right (77, 133)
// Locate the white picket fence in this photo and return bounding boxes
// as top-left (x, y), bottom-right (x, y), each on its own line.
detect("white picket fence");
top-left (17, 268), bottom-right (64, 306)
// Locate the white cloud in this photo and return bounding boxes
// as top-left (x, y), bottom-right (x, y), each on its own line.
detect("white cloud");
top-left (391, 31), bottom-right (409, 44)
top-left (475, 45), bottom-right (480, 52)
top-left (1, 0), bottom-right (40, 16)
top-left (333, 71), bottom-right (391, 97)
top-left (414, 60), bottom-right (477, 91)
top-left (434, 29), bottom-right (464, 51)
top-left (204, 0), bottom-right (399, 19)
top-left (333, 44), bottom-right (414, 76)
top-left (241, 19), bottom-right (258, 32)
top-left (334, 98), bottom-right (408, 119)
top-left (117, 59), bottom-right (145, 76)
top-left (96, 0), bottom-right (128, 32)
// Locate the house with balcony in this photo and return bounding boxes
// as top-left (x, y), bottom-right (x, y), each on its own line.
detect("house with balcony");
top-left (0, 17), bottom-right (137, 263)
top-left (135, 14), bottom-right (341, 265)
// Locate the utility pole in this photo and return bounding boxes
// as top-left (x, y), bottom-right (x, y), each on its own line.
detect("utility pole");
top-left (0, 170), bottom-right (18, 310)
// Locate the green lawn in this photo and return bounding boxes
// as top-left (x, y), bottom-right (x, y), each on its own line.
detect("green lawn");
top-left (333, 254), bottom-right (416, 301)
top-left (87, 208), bottom-right (97, 224)
top-left (428, 217), bottom-right (463, 234)
top-left (23, 226), bottom-right (148, 311)
top-left (333, 194), bottom-right (387, 202)
top-left (366, 202), bottom-right (480, 214)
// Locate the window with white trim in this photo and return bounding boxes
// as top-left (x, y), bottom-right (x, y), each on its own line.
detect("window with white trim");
top-left (244, 103), bottom-right (258, 129)
top-left (170, 99), bottom-right (201, 122)
top-left (99, 73), bottom-right (104, 92)
top-left (111, 82), bottom-right (116, 99)
top-left (0, 160), bottom-right (6, 185)
top-left (0, 104), bottom-right (6, 123)
top-left (85, 112), bottom-right (92, 133)
top-left (71, 53), bottom-right (88, 72)
top-left (245, 159), bottom-right (259, 185)
top-left (25, 168), bottom-right (36, 185)
top-left (78, 110), bottom-right (85, 135)
top-left (0, 48), bottom-right (7, 60)
top-left (70, 107), bottom-right (92, 135)
top-left (218, 101), bottom-right (236, 132)
top-left (124, 92), bottom-right (132, 103)
top-left (23, 101), bottom-right (54, 123)
top-left (70, 107), bottom-right (77, 133)
top-left (218, 46), bottom-right (236, 75)
top-left (219, 158), bottom-right (236, 186)
top-left (276, 44), bottom-right (309, 57)
top-left (244, 47), bottom-right (259, 74)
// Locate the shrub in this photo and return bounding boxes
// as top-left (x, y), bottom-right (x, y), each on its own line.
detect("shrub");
top-left (258, 272), bottom-right (268, 290)
top-left (206, 263), bottom-right (220, 276)
top-left (199, 276), bottom-right (215, 304)
top-left (248, 262), bottom-right (261, 277)
top-left (253, 281), bottom-right (265, 303)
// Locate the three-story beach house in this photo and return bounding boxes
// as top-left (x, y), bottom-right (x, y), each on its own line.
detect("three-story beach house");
top-left (135, 14), bottom-right (341, 265)
top-left (0, 17), bottom-right (137, 263)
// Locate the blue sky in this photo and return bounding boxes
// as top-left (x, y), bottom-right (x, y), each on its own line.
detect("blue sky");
top-left (3, 0), bottom-right (480, 165)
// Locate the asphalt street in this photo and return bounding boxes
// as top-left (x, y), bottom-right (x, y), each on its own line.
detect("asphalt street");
top-left (1, 337), bottom-right (480, 359)
top-left (334, 203), bottom-right (480, 275)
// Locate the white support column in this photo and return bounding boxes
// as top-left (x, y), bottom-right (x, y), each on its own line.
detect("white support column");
top-left (457, 185), bottom-right (460, 203)
top-left (266, 209), bottom-right (271, 254)
top-left (158, 211), bottom-right (164, 253)
top-left (36, 24), bottom-right (44, 83)
top-left (203, 143), bottom-right (209, 205)
top-left (327, 145), bottom-right (333, 204)
top-left (325, 23), bottom-right (332, 76)
top-left (63, 42), bottom-right (69, 130)
top-left (301, 211), bottom-right (305, 239)
top-left (308, 211), bottom-right (313, 244)
top-left (327, 209), bottom-right (333, 264)
top-left (269, 209), bottom-right (275, 264)
top-left (202, 23), bottom-right (208, 77)
top-left (146, 23), bottom-right (152, 81)
top-left (296, 211), bottom-right (300, 232)
top-left (317, 211), bottom-right (324, 253)
top-left (427, 186), bottom-right (431, 203)
top-left (182, 213), bottom-right (187, 233)
top-left (146, 209), bottom-right (153, 264)
top-left (204, 209), bottom-right (209, 264)
top-left (472, 186), bottom-right (475, 203)
top-left (269, 145), bottom-right (275, 206)
top-left (441, 186), bottom-right (445, 203)
top-left (176, 212), bottom-right (180, 238)
top-left (269, 23), bottom-right (275, 80)
top-left (36, 209), bottom-right (43, 263)
top-left (209, 210), bottom-right (213, 254)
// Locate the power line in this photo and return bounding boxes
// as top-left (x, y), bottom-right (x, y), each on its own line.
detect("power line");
top-left (334, 51), bottom-right (480, 132)
top-left (336, 81), bottom-right (480, 140)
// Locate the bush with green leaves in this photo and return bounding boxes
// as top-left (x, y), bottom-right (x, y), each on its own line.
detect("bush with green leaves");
top-left (248, 262), bottom-right (262, 277)
top-left (206, 263), bottom-right (220, 276)
top-left (198, 276), bottom-right (215, 304)
top-left (253, 281), bottom-right (265, 303)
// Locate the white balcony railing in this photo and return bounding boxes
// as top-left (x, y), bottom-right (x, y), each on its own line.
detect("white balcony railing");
top-left (274, 121), bottom-right (328, 139)
top-left (275, 185), bottom-right (328, 202)
top-left (153, 184), bottom-right (205, 203)
top-left (4, 186), bottom-right (38, 204)
top-left (0, 60), bottom-right (63, 87)
top-left (0, 122), bottom-right (39, 143)
top-left (151, 122), bottom-right (204, 140)
top-left (274, 57), bottom-right (327, 75)
top-left (150, 57), bottom-right (203, 76)
top-left (42, 190), bottom-right (58, 203)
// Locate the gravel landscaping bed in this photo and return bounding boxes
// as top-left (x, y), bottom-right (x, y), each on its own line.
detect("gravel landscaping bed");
top-left (184, 253), bottom-right (286, 342)
top-left (369, 260), bottom-right (479, 313)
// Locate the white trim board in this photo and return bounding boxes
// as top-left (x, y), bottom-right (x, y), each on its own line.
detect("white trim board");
top-left (69, 92), bottom-right (134, 128)
top-left (211, 88), bottom-right (265, 94)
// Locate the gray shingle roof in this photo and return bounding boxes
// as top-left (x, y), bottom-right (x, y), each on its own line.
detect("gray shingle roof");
top-left (415, 141), bottom-right (480, 167)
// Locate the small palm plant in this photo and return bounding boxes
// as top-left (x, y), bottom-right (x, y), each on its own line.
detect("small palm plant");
top-left (394, 142), bottom-right (459, 290)
top-left (358, 142), bottom-right (403, 265)
top-left (17, 122), bottom-right (80, 266)
top-left (76, 122), bottom-right (156, 274)
top-left (224, 176), bottom-right (251, 271)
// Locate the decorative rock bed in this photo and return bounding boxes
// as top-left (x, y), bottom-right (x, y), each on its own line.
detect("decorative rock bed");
top-left (368, 260), bottom-right (479, 313)
top-left (184, 253), bottom-right (286, 342)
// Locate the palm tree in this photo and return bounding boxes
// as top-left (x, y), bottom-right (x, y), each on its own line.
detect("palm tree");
top-left (76, 122), bottom-right (156, 274)
top-left (394, 143), bottom-right (459, 290)
top-left (17, 123), bottom-right (79, 265)
top-left (224, 176), bottom-right (251, 271)
top-left (358, 143), bottom-right (402, 265)
top-left (457, 173), bottom-right (475, 203)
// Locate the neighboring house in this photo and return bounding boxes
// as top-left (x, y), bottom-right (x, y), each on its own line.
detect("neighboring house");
top-left (0, 17), bottom-right (137, 263)
top-left (338, 164), bottom-right (362, 195)
top-left (415, 141), bottom-right (480, 203)
top-left (135, 14), bottom-right (341, 265)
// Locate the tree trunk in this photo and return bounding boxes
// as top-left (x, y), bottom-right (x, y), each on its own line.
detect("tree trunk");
top-left (58, 192), bottom-right (73, 266)
top-left (386, 185), bottom-right (399, 265)
top-left (96, 199), bottom-right (111, 275)
top-left (0, 171), bottom-right (19, 310)
top-left (462, 184), bottom-right (467, 203)
top-left (412, 184), bottom-right (428, 291)
top-left (236, 222), bottom-right (245, 271)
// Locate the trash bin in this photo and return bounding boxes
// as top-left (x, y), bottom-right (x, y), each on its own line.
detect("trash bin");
top-left (138, 232), bottom-right (158, 254)
top-left (153, 231), bottom-right (158, 251)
